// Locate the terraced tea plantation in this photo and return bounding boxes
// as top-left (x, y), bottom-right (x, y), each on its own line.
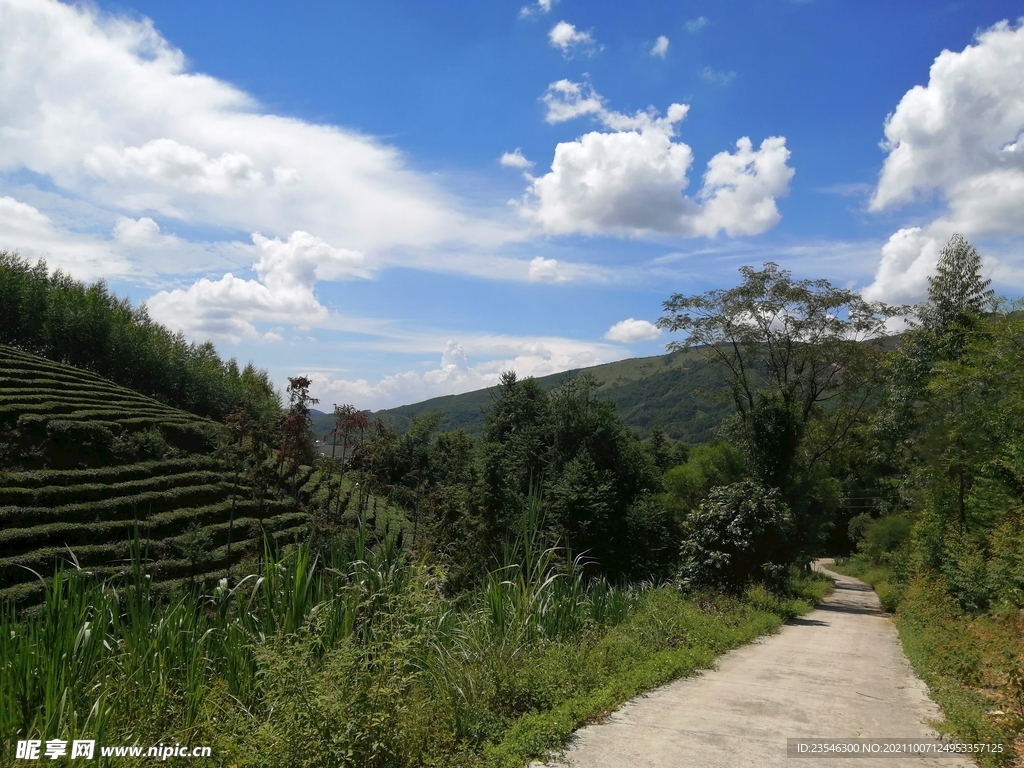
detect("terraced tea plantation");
top-left (0, 344), bottom-right (311, 606)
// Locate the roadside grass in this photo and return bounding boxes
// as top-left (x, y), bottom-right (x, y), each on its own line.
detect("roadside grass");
top-left (1, 520), bottom-right (830, 768)
top-left (830, 556), bottom-right (1023, 767)
top-left (484, 573), bottom-right (831, 768)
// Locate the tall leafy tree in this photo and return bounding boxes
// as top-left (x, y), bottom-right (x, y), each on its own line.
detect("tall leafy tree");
top-left (658, 263), bottom-right (899, 562)
top-left (889, 235), bottom-right (996, 527)
top-left (479, 372), bottom-right (552, 543)
top-left (658, 262), bottom-right (898, 495)
top-left (278, 376), bottom-right (318, 486)
top-left (920, 233), bottom-right (994, 347)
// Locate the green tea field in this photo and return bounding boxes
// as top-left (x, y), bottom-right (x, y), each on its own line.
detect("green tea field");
top-left (0, 344), bottom-right (312, 606)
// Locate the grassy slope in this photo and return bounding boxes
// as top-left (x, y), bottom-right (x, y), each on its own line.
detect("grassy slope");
top-left (312, 350), bottom-right (731, 444)
top-left (0, 344), bottom-right (313, 604)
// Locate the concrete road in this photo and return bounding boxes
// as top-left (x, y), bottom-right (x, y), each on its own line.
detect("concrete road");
top-left (534, 563), bottom-right (973, 768)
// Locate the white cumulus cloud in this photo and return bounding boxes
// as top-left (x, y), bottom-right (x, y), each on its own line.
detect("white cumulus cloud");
top-left (540, 79), bottom-right (607, 124)
top-left (548, 21), bottom-right (599, 58)
top-left (604, 318), bottom-right (662, 343)
top-left (864, 20), bottom-right (1024, 302)
top-left (862, 227), bottom-right (945, 304)
top-left (686, 16), bottom-right (709, 32)
top-left (527, 256), bottom-right (569, 282)
top-left (146, 231), bottom-right (367, 342)
top-left (500, 149), bottom-right (534, 169)
top-left (520, 80), bottom-right (794, 237)
top-left (650, 36), bottom-right (670, 58)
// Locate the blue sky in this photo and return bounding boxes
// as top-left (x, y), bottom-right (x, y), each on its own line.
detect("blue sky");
top-left (1, 0), bottom-right (1023, 409)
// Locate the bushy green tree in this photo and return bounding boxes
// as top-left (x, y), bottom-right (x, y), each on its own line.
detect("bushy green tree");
top-left (919, 233), bottom-right (994, 358)
top-left (659, 262), bottom-right (899, 560)
top-left (677, 480), bottom-right (795, 592)
top-left (278, 376), bottom-right (319, 485)
top-left (644, 426), bottom-right (677, 473)
top-left (659, 262), bottom-right (897, 495)
top-left (544, 374), bottom-right (659, 573)
top-left (479, 372), bottom-right (552, 542)
top-left (661, 441), bottom-right (745, 517)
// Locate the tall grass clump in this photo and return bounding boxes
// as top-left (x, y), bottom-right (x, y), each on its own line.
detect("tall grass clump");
top-left (1, 509), bottom-right (822, 768)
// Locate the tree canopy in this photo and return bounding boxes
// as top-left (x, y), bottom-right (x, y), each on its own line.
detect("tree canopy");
top-left (658, 263), bottom-right (900, 491)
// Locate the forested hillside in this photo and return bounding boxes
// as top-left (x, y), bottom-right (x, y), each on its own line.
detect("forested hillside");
top-left (0, 252), bottom-right (278, 421)
top-left (319, 349), bottom-right (731, 444)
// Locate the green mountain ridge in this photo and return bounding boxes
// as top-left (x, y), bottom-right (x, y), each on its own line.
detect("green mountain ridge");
top-left (312, 349), bottom-right (732, 444)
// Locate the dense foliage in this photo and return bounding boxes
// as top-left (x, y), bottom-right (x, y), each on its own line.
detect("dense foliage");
top-left (677, 480), bottom-right (794, 592)
top-left (0, 252), bottom-right (277, 420)
top-left (347, 372), bottom-right (676, 585)
top-left (830, 235), bottom-right (1023, 762)
top-left (0, 517), bottom-right (829, 768)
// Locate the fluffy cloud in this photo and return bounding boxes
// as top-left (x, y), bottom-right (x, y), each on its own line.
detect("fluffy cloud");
top-left (540, 80), bottom-right (607, 124)
top-left (686, 17), bottom-right (709, 32)
top-left (146, 231), bottom-right (367, 342)
top-left (500, 149), bottom-right (534, 169)
top-left (548, 22), bottom-right (599, 58)
top-left (865, 21), bottom-right (1024, 302)
top-left (84, 139), bottom-right (266, 196)
top-left (519, 0), bottom-right (556, 18)
top-left (698, 137), bottom-right (795, 236)
top-left (0, 0), bottom-right (507, 275)
top-left (650, 36), bottom-right (670, 58)
top-left (527, 256), bottom-right (568, 282)
top-left (308, 336), bottom-right (622, 410)
top-left (604, 318), bottom-right (661, 342)
top-left (520, 80), bottom-right (793, 237)
top-left (862, 228), bottom-right (944, 304)
top-left (870, 21), bottom-right (1024, 220)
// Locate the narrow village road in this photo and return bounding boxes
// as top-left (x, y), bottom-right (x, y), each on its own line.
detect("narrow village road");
top-left (536, 564), bottom-right (973, 768)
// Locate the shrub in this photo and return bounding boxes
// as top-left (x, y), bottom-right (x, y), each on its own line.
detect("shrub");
top-left (987, 511), bottom-right (1024, 608)
top-left (161, 422), bottom-right (219, 454)
top-left (859, 515), bottom-right (912, 562)
top-left (44, 419), bottom-right (115, 467)
top-left (676, 480), bottom-right (795, 592)
top-left (661, 441), bottom-right (745, 516)
top-left (847, 512), bottom-right (873, 547)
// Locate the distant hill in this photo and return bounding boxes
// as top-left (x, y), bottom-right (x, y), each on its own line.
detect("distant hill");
top-left (311, 350), bottom-right (732, 444)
